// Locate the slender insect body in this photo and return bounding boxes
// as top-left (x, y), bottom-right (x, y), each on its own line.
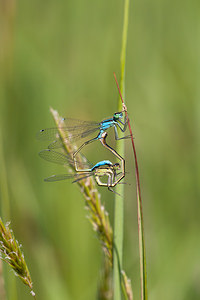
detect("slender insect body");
top-left (91, 160), bottom-right (113, 171)
top-left (37, 111), bottom-right (128, 153)
top-left (38, 110), bottom-right (128, 193)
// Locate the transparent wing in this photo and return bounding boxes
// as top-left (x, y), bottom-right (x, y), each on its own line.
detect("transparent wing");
top-left (72, 172), bottom-right (95, 183)
top-left (47, 126), bottom-right (100, 149)
top-left (48, 139), bottom-right (64, 149)
top-left (44, 172), bottom-right (94, 182)
top-left (39, 149), bottom-right (72, 165)
top-left (63, 118), bottom-right (100, 131)
top-left (44, 174), bottom-right (76, 182)
top-left (36, 118), bottom-right (101, 143)
top-left (39, 149), bottom-right (93, 168)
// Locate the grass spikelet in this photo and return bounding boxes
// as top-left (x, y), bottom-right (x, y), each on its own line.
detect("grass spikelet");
top-left (121, 271), bottom-right (133, 300)
top-left (50, 107), bottom-right (114, 264)
top-left (0, 218), bottom-right (35, 297)
top-left (49, 108), bottom-right (132, 298)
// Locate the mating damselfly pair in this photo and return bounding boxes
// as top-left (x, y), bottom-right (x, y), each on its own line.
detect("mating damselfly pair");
top-left (37, 109), bottom-right (129, 193)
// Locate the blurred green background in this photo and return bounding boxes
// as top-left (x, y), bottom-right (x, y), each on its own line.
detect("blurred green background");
top-left (0, 0), bottom-right (200, 299)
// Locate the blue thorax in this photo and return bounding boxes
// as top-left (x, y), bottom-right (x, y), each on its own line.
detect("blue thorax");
top-left (97, 118), bottom-right (117, 139)
top-left (101, 118), bottom-right (115, 131)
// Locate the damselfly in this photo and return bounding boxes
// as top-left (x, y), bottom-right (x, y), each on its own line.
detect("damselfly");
top-left (39, 149), bottom-right (123, 193)
top-left (36, 111), bottom-right (128, 159)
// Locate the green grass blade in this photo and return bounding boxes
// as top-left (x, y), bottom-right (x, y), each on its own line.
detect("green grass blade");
top-left (113, 0), bottom-right (130, 299)
top-left (113, 0), bottom-right (148, 299)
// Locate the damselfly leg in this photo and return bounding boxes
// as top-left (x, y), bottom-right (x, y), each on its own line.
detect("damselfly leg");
top-left (98, 132), bottom-right (125, 187)
top-left (39, 149), bottom-right (123, 193)
top-left (37, 110), bottom-right (129, 160)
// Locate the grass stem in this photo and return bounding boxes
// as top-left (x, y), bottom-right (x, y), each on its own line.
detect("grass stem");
top-left (113, 0), bottom-right (130, 299)
top-left (114, 73), bottom-right (148, 300)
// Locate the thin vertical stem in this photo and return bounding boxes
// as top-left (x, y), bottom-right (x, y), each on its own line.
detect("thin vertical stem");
top-left (113, 0), bottom-right (130, 299)
top-left (114, 73), bottom-right (148, 300)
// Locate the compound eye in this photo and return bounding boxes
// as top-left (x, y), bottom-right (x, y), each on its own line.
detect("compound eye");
top-left (114, 112), bottom-right (122, 120)
top-left (117, 112), bottom-right (123, 118)
top-left (114, 163), bottom-right (121, 169)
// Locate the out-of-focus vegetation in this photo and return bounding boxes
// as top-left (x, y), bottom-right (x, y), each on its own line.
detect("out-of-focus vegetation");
top-left (0, 0), bottom-right (200, 299)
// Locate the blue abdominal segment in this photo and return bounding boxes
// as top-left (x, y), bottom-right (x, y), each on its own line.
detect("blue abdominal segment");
top-left (91, 160), bottom-right (113, 171)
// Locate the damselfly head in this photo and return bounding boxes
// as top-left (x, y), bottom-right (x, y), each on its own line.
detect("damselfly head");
top-left (113, 112), bottom-right (123, 121)
top-left (113, 162), bottom-right (121, 170)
